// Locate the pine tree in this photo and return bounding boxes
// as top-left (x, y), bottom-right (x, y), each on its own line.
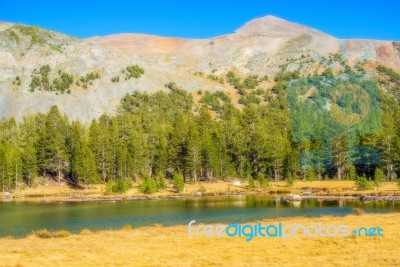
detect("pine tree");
top-left (20, 116), bottom-right (38, 186)
top-left (89, 116), bottom-right (112, 182)
top-left (69, 121), bottom-right (99, 186)
top-left (36, 106), bottom-right (68, 183)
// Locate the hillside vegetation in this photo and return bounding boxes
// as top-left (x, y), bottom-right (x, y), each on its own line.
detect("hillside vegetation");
top-left (1, 65), bottom-right (400, 192)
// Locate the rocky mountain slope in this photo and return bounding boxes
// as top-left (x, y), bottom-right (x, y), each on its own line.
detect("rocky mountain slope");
top-left (0, 16), bottom-right (399, 122)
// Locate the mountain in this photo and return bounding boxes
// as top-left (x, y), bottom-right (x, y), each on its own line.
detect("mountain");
top-left (0, 16), bottom-right (399, 122)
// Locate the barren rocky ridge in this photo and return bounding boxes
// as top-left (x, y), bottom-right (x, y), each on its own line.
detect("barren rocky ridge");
top-left (0, 16), bottom-right (399, 121)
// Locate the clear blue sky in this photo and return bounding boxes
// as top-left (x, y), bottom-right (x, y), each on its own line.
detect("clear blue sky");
top-left (1, 0), bottom-right (399, 40)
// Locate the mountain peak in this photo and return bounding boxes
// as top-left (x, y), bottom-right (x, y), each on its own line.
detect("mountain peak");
top-left (235, 15), bottom-right (331, 38)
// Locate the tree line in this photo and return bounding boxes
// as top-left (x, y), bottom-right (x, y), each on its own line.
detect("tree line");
top-left (1, 70), bottom-right (400, 191)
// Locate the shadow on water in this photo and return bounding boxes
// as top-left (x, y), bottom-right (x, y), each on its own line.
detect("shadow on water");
top-left (0, 194), bottom-right (399, 237)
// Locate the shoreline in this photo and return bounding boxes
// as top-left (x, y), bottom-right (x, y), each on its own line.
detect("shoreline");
top-left (1, 180), bottom-right (400, 204)
top-left (2, 189), bottom-right (400, 204)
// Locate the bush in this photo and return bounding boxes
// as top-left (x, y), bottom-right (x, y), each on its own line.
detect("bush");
top-left (125, 65), bottom-right (144, 79)
top-left (33, 229), bottom-right (52, 239)
top-left (173, 172), bottom-right (184, 193)
top-left (105, 179), bottom-right (132, 194)
top-left (248, 176), bottom-right (255, 189)
top-left (243, 75), bottom-right (259, 89)
top-left (345, 164), bottom-right (357, 180)
top-left (29, 66), bottom-right (74, 94)
top-left (257, 173), bottom-right (268, 189)
top-left (397, 179), bottom-right (400, 189)
top-left (80, 229), bottom-right (93, 235)
top-left (52, 230), bottom-right (71, 238)
top-left (239, 93), bottom-right (261, 105)
top-left (352, 208), bottom-right (365, 216)
top-left (321, 68), bottom-right (334, 77)
top-left (306, 169), bottom-right (316, 182)
top-left (274, 70), bottom-right (300, 82)
top-left (374, 168), bottom-right (385, 188)
top-left (226, 71), bottom-right (242, 89)
top-left (356, 175), bottom-right (372, 191)
top-left (286, 173), bottom-right (295, 188)
top-left (157, 172), bottom-right (167, 190)
top-left (139, 175), bottom-right (158, 194)
top-left (33, 229), bottom-right (71, 239)
top-left (199, 185), bottom-right (207, 193)
top-left (165, 81), bottom-right (180, 91)
top-left (79, 72), bottom-right (100, 88)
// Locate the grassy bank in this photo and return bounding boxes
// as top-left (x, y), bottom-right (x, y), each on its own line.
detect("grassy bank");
top-left (0, 213), bottom-right (399, 266)
top-left (2, 180), bottom-right (400, 202)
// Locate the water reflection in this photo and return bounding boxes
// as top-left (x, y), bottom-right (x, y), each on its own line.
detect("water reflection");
top-left (0, 195), bottom-right (399, 237)
top-left (185, 195), bottom-right (400, 210)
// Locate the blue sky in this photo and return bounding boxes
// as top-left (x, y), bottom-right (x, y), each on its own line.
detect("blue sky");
top-left (1, 1), bottom-right (399, 40)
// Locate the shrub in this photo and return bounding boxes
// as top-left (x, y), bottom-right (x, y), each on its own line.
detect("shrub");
top-left (248, 176), bottom-right (255, 189)
top-left (397, 179), bottom-right (400, 189)
top-left (139, 175), bottom-right (158, 194)
top-left (52, 230), bottom-right (71, 238)
top-left (345, 164), bottom-right (357, 180)
top-left (8, 30), bottom-right (20, 43)
top-left (239, 93), bottom-right (261, 105)
top-left (157, 172), bottom-right (167, 190)
top-left (373, 168), bottom-right (385, 188)
top-left (33, 229), bottom-right (70, 239)
top-left (165, 81), bottom-right (180, 91)
top-left (52, 71), bottom-right (73, 93)
top-left (306, 169), bottom-right (316, 182)
top-left (356, 175), bottom-right (372, 191)
top-left (286, 173), bottom-right (295, 188)
top-left (352, 208), bottom-right (365, 216)
top-left (80, 229), bottom-right (93, 235)
top-left (344, 64), bottom-right (352, 73)
top-left (79, 72), bottom-right (100, 88)
top-left (225, 71), bottom-right (242, 89)
top-left (105, 179), bottom-right (132, 194)
top-left (125, 65), bottom-right (144, 79)
top-left (199, 185), bottom-right (207, 193)
top-left (261, 75), bottom-right (269, 82)
top-left (207, 74), bottom-right (224, 84)
top-left (29, 66), bottom-right (74, 94)
top-left (33, 229), bottom-right (52, 239)
top-left (14, 25), bottom-right (46, 45)
top-left (257, 173), bottom-right (268, 188)
top-left (274, 70), bottom-right (300, 82)
top-left (50, 45), bottom-right (63, 53)
top-left (243, 75), bottom-right (259, 89)
top-left (173, 172), bottom-right (184, 193)
top-left (321, 68), bottom-right (334, 77)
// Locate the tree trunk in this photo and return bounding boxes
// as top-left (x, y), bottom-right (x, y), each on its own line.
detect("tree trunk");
top-left (57, 167), bottom-right (61, 184)
top-left (337, 165), bottom-right (344, 181)
top-left (15, 163), bottom-right (17, 190)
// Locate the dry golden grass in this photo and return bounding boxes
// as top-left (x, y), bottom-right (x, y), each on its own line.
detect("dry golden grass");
top-left (0, 213), bottom-right (399, 267)
top-left (5, 180), bottom-right (400, 202)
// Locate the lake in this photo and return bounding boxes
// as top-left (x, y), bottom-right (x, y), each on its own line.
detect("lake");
top-left (0, 195), bottom-right (399, 237)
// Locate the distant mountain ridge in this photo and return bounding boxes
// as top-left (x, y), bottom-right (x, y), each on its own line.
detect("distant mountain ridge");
top-left (0, 16), bottom-right (399, 121)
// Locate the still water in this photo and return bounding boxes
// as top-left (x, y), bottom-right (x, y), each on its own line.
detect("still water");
top-left (0, 195), bottom-right (399, 237)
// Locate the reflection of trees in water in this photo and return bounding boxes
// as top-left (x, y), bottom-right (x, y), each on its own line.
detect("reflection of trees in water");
top-left (184, 195), bottom-right (400, 210)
